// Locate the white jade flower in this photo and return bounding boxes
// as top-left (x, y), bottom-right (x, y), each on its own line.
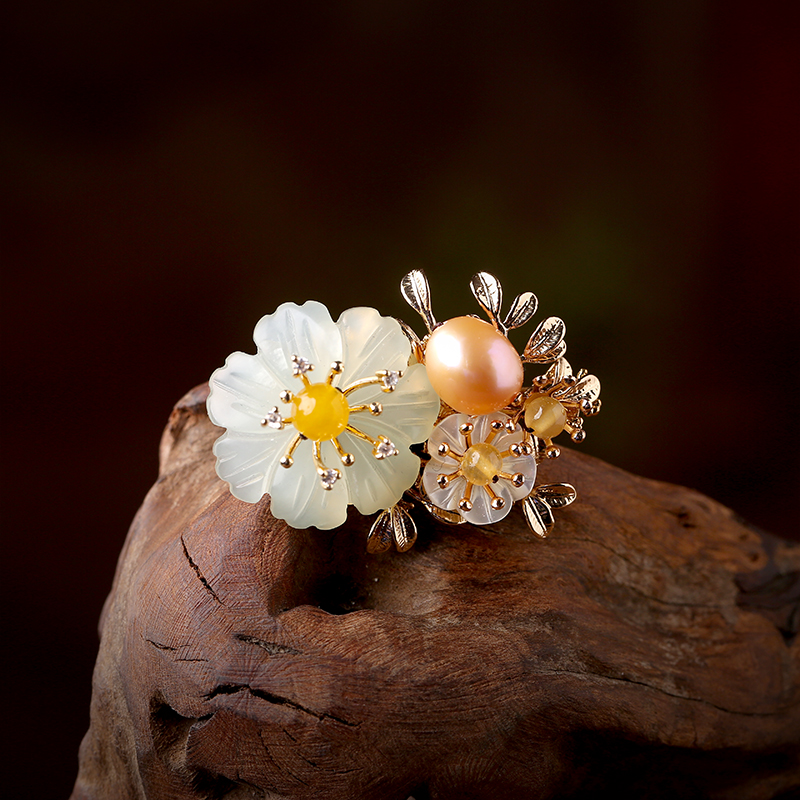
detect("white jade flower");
top-left (422, 412), bottom-right (537, 525)
top-left (207, 301), bottom-right (440, 530)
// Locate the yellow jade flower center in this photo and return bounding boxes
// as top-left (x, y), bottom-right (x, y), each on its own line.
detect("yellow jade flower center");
top-left (461, 442), bottom-right (503, 486)
top-left (523, 394), bottom-right (567, 439)
top-left (292, 383), bottom-right (350, 440)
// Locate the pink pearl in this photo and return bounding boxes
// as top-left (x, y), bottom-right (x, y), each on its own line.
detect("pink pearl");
top-left (425, 316), bottom-right (523, 415)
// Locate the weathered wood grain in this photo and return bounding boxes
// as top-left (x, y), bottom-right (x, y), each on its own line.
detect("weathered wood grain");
top-left (72, 384), bottom-right (800, 800)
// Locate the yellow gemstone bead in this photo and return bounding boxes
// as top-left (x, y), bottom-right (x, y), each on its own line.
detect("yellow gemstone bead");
top-left (461, 442), bottom-right (503, 486)
top-left (524, 394), bottom-right (567, 439)
top-left (292, 383), bottom-right (350, 440)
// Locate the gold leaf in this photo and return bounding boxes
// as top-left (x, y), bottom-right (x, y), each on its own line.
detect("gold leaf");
top-left (367, 510), bottom-right (394, 553)
top-left (522, 496), bottom-right (550, 538)
top-left (535, 483), bottom-right (577, 508)
top-left (533, 496), bottom-right (556, 534)
top-left (542, 357), bottom-right (572, 386)
top-left (420, 498), bottom-right (466, 525)
top-left (503, 291), bottom-right (538, 330)
top-left (391, 505), bottom-right (418, 552)
top-left (524, 317), bottom-right (567, 363)
top-left (553, 374), bottom-right (601, 405)
top-left (470, 272), bottom-right (503, 326)
top-left (400, 270), bottom-right (437, 333)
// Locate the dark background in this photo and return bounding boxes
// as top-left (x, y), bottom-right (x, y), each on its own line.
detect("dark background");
top-left (2, 2), bottom-right (798, 797)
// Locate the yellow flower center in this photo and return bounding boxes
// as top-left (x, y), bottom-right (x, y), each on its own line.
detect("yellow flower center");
top-left (292, 383), bottom-right (350, 440)
top-left (524, 394), bottom-right (567, 439)
top-left (461, 442), bottom-right (503, 486)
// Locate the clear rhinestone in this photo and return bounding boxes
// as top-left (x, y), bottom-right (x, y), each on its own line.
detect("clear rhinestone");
top-left (373, 437), bottom-right (398, 459)
top-left (292, 355), bottom-right (313, 375)
top-left (262, 407), bottom-right (283, 429)
top-left (380, 370), bottom-right (400, 390)
top-left (319, 468), bottom-right (340, 489)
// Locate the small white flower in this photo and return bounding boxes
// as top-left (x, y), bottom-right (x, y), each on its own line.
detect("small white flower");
top-left (207, 301), bottom-right (441, 530)
top-left (422, 412), bottom-right (536, 525)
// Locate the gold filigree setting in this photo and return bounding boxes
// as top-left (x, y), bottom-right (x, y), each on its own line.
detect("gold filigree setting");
top-left (367, 270), bottom-right (601, 550)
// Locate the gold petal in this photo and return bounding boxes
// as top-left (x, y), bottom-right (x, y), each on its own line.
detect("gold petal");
top-left (535, 483), bottom-right (577, 508)
top-left (553, 374), bottom-right (601, 405)
top-left (470, 272), bottom-right (504, 327)
top-left (523, 495), bottom-right (554, 538)
top-left (420, 498), bottom-right (466, 525)
top-left (524, 317), bottom-right (567, 363)
top-left (541, 357), bottom-right (572, 386)
top-left (503, 291), bottom-right (538, 330)
top-left (367, 510), bottom-right (394, 553)
top-left (391, 505), bottom-right (418, 552)
top-left (400, 270), bottom-right (437, 333)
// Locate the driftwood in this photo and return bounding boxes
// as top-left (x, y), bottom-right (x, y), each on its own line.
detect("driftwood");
top-left (72, 383), bottom-right (800, 800)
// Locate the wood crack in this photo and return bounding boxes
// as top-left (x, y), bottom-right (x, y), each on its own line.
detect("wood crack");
top-left (557, 535), bottom-right (670, 571)
top-left (146, 638), bottom-right (177, 652)
top-left (235, 633), bottom-right (301, 656)
top-left (180, 534), bottom-right (223, 605)
top-left (533, 668), bottom-right (799, 717)
top-left (74, 424), bottom-right (800, 798)
top-left (203, 683), bottom-right (359, 728)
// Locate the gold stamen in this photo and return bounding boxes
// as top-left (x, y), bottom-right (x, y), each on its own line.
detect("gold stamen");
top-left (349, 402), bottom-right (383, 415)
top-left (545, 443), bottom-right (561, 458)
top-left (484, 483), bottom-right (505, 510)
top-left (342, 376), bottom-right (384, 397)
top-left (458, 482), bottom-right (474, 511)
top-left (485, 419), bottom-right (505, 444)
top-left (437, 469), bottom-right (462, 489)
top-left (437, 442), bottom-right (464, 461)
top-left (312, 440), bottom-right (326, 470)
top-left (333, 437), bottom-right (355, 466)
top-left (312, 441), bottom-right (341, 490)
top-left (280, 434), bottom-right (303, 468)
top-left (498, 471), bottom-right (526, 488)
top-left (326, 361), bottom-right (344, 384)
top-left (345, 424), bottom-right (379, 447)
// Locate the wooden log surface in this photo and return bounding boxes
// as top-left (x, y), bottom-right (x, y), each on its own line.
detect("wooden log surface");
top-left (72, 383), bottom-right (800, 800)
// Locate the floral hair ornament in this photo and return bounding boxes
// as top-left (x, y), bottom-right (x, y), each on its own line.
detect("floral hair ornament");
top-left (391, 269), bottom-right (601, 542)
top-left (207, 302), bottom-right (440, 538)
top-left (207, 274), bottom-right (600, 553)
